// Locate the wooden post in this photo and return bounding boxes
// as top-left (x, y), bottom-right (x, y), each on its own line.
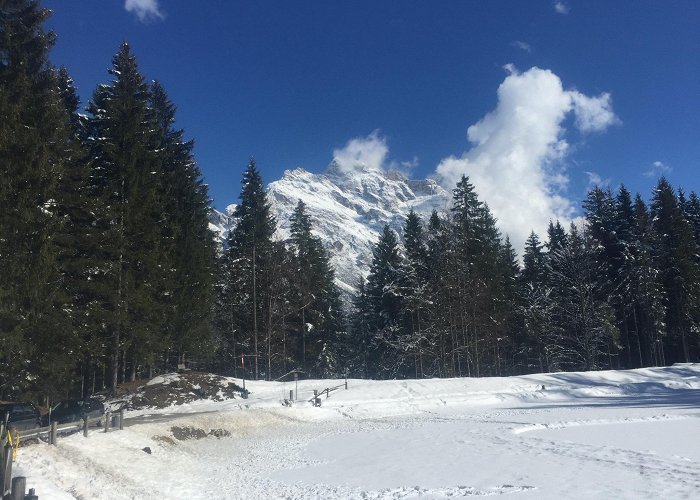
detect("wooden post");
top-left (10, 476), bottom-right (26, 500)
top-left (3, 443), bottom-right (13, 497)
top-left (289, 390), bottom-right (294, 402)
top-left (345, 371), bottom-right (348, 390)
top-left (50, 421), bottom-right (58, 446)
top-left (104, 411), bottom-right (111, 433)
top-left (119, 409), bottom-right (124, 430)
top-left (26, 487), bottom-right (38, 500)
top-left (83, 416), bottom-right (89, 437)
top-left (294, 371), bottom-right (298, 400)
top-left (0, 437), bottom-right (5, 491)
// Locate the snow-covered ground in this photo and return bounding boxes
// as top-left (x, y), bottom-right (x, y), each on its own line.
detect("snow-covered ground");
top-left (13, 364), bottom-right (700, 499)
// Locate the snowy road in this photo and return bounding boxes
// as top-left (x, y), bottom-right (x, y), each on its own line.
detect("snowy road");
top-left (13, 365), bottom-right (700, 499)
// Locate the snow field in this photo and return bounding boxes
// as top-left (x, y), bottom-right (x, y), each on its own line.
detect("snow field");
top-left (12, 364), bottom-right (700, 499)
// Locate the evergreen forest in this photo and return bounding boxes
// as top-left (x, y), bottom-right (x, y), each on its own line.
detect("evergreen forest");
top-left (2, 1), bottom-right (699, 405)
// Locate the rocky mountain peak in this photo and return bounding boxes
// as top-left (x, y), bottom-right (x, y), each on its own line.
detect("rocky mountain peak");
top-left (211, 164), bottom-right (451, 296)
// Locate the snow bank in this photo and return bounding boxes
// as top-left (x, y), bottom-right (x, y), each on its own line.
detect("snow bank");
top-left (13, 364), bottom-right (700, 499)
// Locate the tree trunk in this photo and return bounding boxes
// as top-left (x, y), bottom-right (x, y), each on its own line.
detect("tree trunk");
top-left (301, 306), bottom-right (306, 371)
top-left (130, 351), bottom-right (136, 382)
top-left (252, 245), bottom-right (258, 380)
top-left (632, 306), bottom-right (643, 367)
top-left (112, 178), bottom-right (126, 395)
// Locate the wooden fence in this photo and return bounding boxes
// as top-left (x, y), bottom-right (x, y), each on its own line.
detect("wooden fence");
top-left (1, 410), bottom-right (125, 499)
top-left (308, 382), bottom-right (348, 406)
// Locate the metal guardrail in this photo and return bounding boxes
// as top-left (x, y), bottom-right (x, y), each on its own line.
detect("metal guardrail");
top-left (2, 410), bottom-right (126, 498)
top-left (16, 414), bottom-right (107, 443)
top-left (307, 383), bottom-right (347, 406)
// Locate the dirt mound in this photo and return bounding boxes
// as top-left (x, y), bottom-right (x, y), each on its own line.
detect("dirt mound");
top-left (125, 372), bottom-right (247, 410)
top-left (170, 426), bottom-right (231, 440)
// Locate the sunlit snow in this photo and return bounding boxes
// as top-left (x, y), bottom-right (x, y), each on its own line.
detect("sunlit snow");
top-left (13, 364), bottom-right (700, 499)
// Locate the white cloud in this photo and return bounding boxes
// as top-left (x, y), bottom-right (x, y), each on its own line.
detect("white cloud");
top-left (511, 40), bottom-right (532, 53)
top-left (570, 91), bottom-right (619, 132)
top-left (388, 156), bottom-right (419, 177)
top-left (332, 131), bottom-right (389, 174)
top-left (585, 171), bottom-right (610, 189)
top-left (124, 0), bottom-right (164, 23)
top-left (435, 66), bottom-right (618, 252)
top-left (554, 2), bottom-right (570, 15)
top-left (643, 160), bottom-right (672, 178)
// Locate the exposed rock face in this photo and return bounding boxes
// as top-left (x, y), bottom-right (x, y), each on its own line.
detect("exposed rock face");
top-left (211, 162), bottom-right (451, 295)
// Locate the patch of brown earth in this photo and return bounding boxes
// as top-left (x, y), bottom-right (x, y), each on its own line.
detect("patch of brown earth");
top-left (170, 426), bottom-right (231, 441)
top-left (126, 372), bottom-right (246, 410)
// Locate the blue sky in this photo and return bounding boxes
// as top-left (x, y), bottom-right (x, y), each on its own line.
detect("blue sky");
top-left (43, 0), bottom-right (699, 247)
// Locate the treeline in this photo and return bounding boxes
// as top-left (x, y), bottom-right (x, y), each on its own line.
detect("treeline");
top-left (3, 1), bottom-right (699, 404)
top-left (0, 1), bottom-right (345, 402)
top-left (348, 175), bottom-right (700, 379)
top-left (1, 2), bottom-right (215, 401)
top-left (213, 161), bottom-right (346, 381)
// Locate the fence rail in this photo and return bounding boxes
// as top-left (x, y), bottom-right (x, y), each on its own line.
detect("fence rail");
top-left (16, 413), bottom-right (110, 444)
top-left (307, 382), bottom-right (348, 406)
top-left (2, 410), bottom-right (126, 499)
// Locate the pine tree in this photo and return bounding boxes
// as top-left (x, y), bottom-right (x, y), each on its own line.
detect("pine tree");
top-left (149, 81), bottom-right (216, 371)
top-left (651, 178), bottom-right (700, 363)
top-left (348, 278), bottom-right (373, 377)
top-left (620, 195), bottom-right (666, 366)
top-left (86, 42), bottom-right (163, 391)
top-left (522, 231), bottom-right (547, 286)
top-left (448, 176), bottom-right (503, 377)
top-left (493, 236), bottom-right (520, 375)
top-left (680, 191), bottom-right (700, 247)
top-left (607, 185), bottom-right (644, 367)
top-left (288, 200), bottom-right (344, 376)
top-left (420, 210), bottom-right (447, 376)
top-left (584, 186), bottom-right (627, 367)
top-left (548, 224), bottom-right (619, 371)
top-left (364, 224), bottom-right (406, 377)
top-left (0, 0), bottom-right (74, 399)
top-left (52, 68), bottom-right (102, 396)
top-left (518, 231), bottom-right (552, 372)
top-left (399, 210), bottom-right (431, 378)
top-left (218, 159), bottom-right (276, 379)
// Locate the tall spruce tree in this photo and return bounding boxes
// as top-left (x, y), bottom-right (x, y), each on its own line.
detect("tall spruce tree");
top-left (548, 224), bottom-right (619, 371)
top-left (682, 191), bottom-right (700, 245)
top-left (349, 277), bottom-right (373, 377)
top-left (86, 42), bottom-right (164, 391)
top-left (425, 210), bottom-right (450, 377)
top-left (52, 68), bottom-right (100, 396)
top-left (448, 176), bottom-right (503, 377)
top-left (0, 0), bottom-right (74, 399)
top-left (622, 194), bottom-right (666, 366)
top-left (399, 210), bottom-right (431, 378)
top-left (519, 231), bottom-right (552, 372)
top-left (149, 81), bottom-right (216, 370)
top-left (218, 159), bottom-right (276, 380)
top-left (364, 224), bottom-right (406, 377)
top-left (288, 200), bottom-right (344, 376)
top-left (651, 178), bottom-right (700, 363)
top-left (493, 236), bottom-right (520, 375)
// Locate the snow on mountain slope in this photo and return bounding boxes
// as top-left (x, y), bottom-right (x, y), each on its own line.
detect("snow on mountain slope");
top-left (211, 162), bottom-right (450, 295)
top-left (208, 204), bottom-right (236, 250)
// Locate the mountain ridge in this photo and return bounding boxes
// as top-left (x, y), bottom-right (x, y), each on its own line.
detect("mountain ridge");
top-left (210, 162), bottom-right (451, 295)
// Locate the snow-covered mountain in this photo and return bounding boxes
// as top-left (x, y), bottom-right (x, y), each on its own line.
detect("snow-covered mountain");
top-left (211, 162), bottom-right (451, 295)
